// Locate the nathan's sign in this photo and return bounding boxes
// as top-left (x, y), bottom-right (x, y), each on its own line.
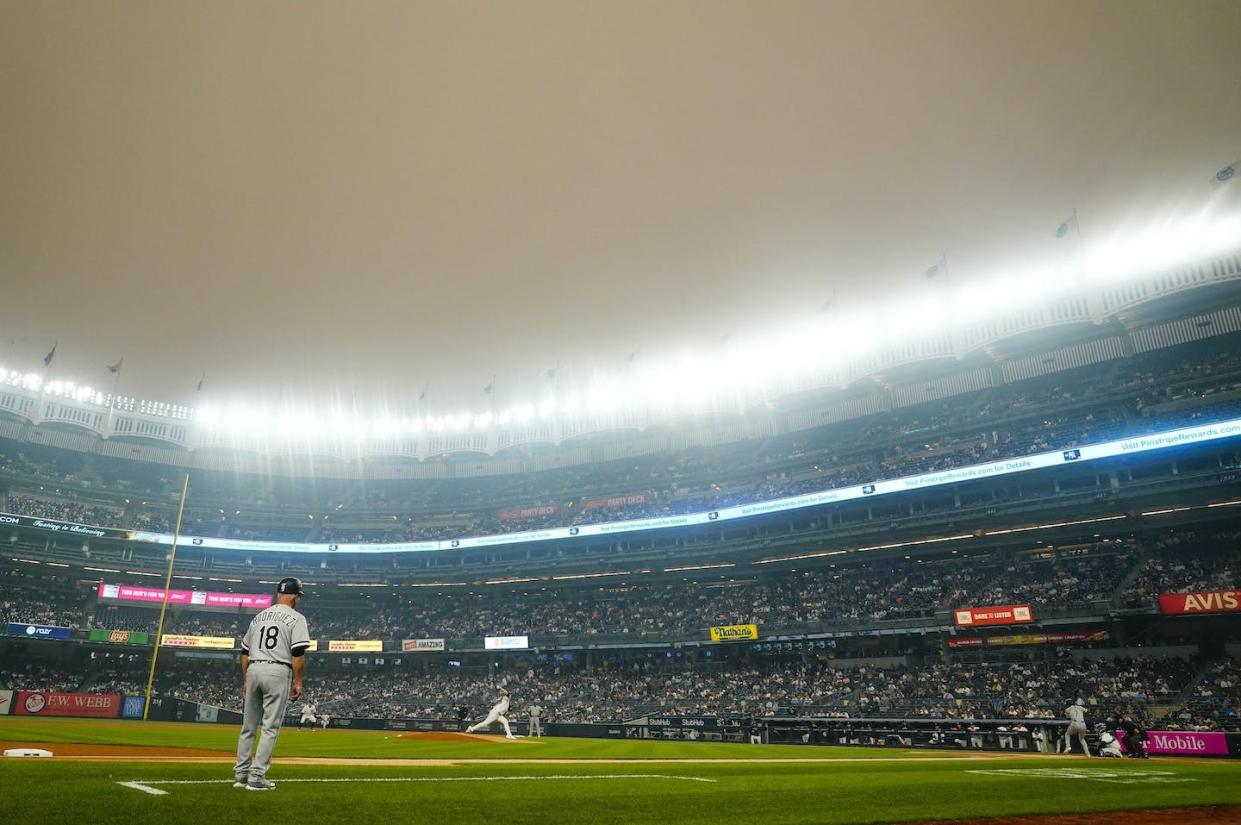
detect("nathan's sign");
top-left (14, 691), bottom-right (122, 718)
top-left (402, 638), bottom-right (446, 652)
top-left (88, 628), bottom-right (151, 646)
top-left (1158, 590), bottom-right (1241, 616)
top-left (949, 630), bottom-right (1108, 648)
top-left (161, 634), bottom-right (236, 649)
top-left (953, 604), bottom-right (1034, 627)
top-left (328, 640), bottom-right (383, 652)
top-left (709, 624), bottom-right (760, 642)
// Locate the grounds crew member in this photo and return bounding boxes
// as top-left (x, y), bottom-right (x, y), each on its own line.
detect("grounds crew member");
top-left (234, 577), bottom-right (311, 790)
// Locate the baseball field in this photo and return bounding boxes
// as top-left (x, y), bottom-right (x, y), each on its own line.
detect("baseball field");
top-left (2, 718), bottom-right (1240, 824)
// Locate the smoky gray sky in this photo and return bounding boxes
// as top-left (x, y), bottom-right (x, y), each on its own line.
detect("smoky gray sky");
top-left (2, 0), bottom-right (1239, 411)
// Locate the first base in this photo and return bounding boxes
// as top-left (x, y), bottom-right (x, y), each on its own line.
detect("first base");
top-left (4, 748), bottom-right (53, 757)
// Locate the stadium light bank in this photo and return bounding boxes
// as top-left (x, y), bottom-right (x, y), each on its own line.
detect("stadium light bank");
top-left (2, 211), bottom-right (1239, 441)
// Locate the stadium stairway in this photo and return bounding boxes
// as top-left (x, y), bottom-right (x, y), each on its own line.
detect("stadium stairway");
top-left (1108, 544), bottom-right (1158, 608)
top-left (1149, 656), bottom-right (1220, 723)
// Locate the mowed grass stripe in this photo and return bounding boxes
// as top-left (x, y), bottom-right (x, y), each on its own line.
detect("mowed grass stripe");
top-left (0, 716), bottom-right (973, 760)
top-left (4, 756), bottom-right (1241, 825)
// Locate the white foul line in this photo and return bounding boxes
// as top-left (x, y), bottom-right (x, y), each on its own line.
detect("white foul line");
top-left (118, 782), bottom-right (169, 796)
top-left (118, 774), bottom-right (717, 795)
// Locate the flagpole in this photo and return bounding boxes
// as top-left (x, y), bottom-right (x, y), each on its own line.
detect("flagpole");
top-left (142, 471), bottom-right (191, 720)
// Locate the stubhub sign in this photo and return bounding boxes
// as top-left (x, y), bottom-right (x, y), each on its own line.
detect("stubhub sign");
top-left (7, 623), bottom-right (71, 640)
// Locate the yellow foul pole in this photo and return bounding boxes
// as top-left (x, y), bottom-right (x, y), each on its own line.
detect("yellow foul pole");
top-left (142, 471), bottom-right (190, 720)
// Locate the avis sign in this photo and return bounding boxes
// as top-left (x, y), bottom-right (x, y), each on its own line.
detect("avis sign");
top-left (953, 604), bottom-right (1034, 627)
top-left (1158, 590), bottom-right (1241, 615)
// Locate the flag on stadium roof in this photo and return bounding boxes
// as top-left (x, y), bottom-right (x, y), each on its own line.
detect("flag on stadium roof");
top-left (107, 358), bottom-right (123, 374)
top-left (1056, 209), bottom-right (1080, 240)
top-left (43, 342), bottom-right (56, 367)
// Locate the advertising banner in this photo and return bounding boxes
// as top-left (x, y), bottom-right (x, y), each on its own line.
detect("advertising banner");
top-left (328, 640), bottom-right (383, 652)
top-left (98, 583), bottom-right (272, 610)
top-left (161, 634), bottom-right (236, 649)
top-left (0, 511), bottom-right (132, 540)
top-left (1123, 730), bottom-right (1231, 757)
top-left (580, 493), bottom-right (648, 512)
top-left (484, 635), bottom-right (529, 650)
top-left (7, 623), bottom-right (72, 640)
top-left (402, 638), bottom-right (446, 652)
top-left (1158, 590), bottom-right (1241, 616)
top-left (709, 624), bottom-right (760, 642)
top-left (121, 696), bottom-right (145, 719)
top-left (953, 605), bottom-right (1034, 627)
top-left (0, 690), bottom-right (12, 715)
top-left (14, 691), bottom-right (122, 718)
top-left (88, 628), bottom-right (152, 645)
top-left (948, 630), bottom-right (1108, 648)
top-left (496, 504), bottom-right (556, 521)
top-left (120, 415), bottom-right (1241, 555)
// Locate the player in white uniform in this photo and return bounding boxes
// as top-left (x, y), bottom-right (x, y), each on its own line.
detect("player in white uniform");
top-left (234, 577), bottom-right (312, 790)
top-left (467, 686), bottom-right (515, 739)
top-left (1063, 698), bottom-right (1090, 756)
top-left (1095, 724), bottom-right (1123, 757)
top-left (320, 710), bottom-right (330, 730)
top-left (299, 701), bottom-right (317, 729)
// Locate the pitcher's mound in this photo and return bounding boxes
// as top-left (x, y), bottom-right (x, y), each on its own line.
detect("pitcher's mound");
top-left (395, 731), bottom-right (531, 743)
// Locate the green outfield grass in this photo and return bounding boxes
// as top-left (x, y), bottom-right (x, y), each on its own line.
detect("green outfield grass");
top-left (2, 717), bottom-right (1240, 824)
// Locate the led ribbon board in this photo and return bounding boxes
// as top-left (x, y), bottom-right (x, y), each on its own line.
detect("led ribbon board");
top-left (10, 416), bottom-right (1239, 554)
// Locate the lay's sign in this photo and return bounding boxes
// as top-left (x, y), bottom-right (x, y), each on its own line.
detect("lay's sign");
top-left (709, 624), bottom-right (759, 642)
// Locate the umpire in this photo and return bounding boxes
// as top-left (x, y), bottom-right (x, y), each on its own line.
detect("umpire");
top-left (234, 577), bottom-right (312, 791)
top-left (1117, 712), bottom-right (1150, 759)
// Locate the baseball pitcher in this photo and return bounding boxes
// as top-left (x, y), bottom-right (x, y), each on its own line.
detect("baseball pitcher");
top-left (233, 577), bottom-right (312, 790)
top-left (467, 686), bottom-right (515, 739)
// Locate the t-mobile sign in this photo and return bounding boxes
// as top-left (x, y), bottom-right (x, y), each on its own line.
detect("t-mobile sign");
top-left (1125, 730), bottom-right (1231, 757)
top-left (98, 583), bottom-right (272, 609)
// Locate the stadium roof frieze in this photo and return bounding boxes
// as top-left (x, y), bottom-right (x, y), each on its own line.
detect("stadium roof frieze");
top-left (0, 249), bottom-right (1238, 470)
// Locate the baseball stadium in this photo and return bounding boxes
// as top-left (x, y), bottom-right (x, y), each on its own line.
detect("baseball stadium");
top-left (3, 3), bottom-right (1241, 824)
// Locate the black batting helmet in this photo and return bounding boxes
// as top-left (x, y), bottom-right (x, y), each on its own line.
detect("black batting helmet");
top-left (277, 577), bottom-right (305, 596)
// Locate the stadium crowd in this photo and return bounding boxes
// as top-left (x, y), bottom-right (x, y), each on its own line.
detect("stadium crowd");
top-left (0, 540), bottom-right (1150, 642)
top-left (8, 523), bottom-right (1241, 643)
top-left (1, 651), bottom-right (1228, 728)
top-left (2, 339), bottom-right (1241, 545)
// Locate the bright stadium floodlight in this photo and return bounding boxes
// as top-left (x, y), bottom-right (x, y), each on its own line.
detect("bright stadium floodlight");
top-left (8, 208), bottom-right (1239, 440)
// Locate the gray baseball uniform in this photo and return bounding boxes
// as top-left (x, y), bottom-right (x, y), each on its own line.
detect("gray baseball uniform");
top-left (234, 604), bottom-right (311, 782)
top-left (1063, 703), bottom-right (1090, 756)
